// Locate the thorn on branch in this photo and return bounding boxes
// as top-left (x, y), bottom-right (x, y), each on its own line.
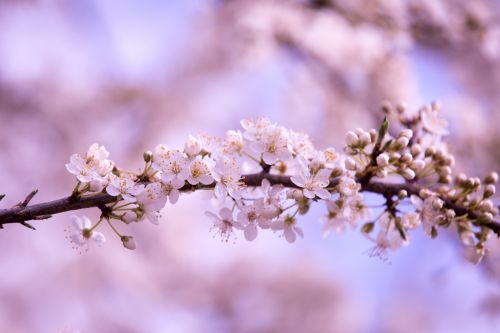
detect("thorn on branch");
top-left (33, 215), bottom-right (52, 220)
top-left (20, 221), bottom-right (36, 230)
top-left (17, 190), bottom-right (38, 208)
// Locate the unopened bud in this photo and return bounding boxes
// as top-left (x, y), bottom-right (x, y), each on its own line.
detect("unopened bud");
top-left (345, 131), bottom-right (358, 146)
top-left (399, 129), bottom-right (413, 139)
top-left (425, 147), bottom-right (436, 157)
top-left (396, 137), bottom-right (409, 149)
top-left (398, 190), bottom-right (408, 199)
top-left (485, 172), bottom-right (498, 184)
top-left (121, 236), bottom-right (137, 250)
top-left (345, 157), bottom-right (357, 171)
top-left (376, 153), bottom-right (390, 167)
top-left (143, 151), bottom-right (153, 163)
top-left (410, 144), bottom-right (422, 156)
top-left (401, 168), bottom-right (415, 180)
top-left (400, 153), bottom-right (413, 163)
top-left (484, 184), bottom-right (495, 198)
top-left (480, 200), bottom-right (494, 212)
top-left (359, 132), bottom-right (371, 146)
top-left (362, 222), bottom-right (375, 234)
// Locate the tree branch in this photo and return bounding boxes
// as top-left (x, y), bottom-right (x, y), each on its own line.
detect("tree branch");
top-left (0, 173), bottom-right (498, 236)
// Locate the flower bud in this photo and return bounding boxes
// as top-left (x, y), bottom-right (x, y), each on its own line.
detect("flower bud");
top-left (184, 135), bottom-right (202, 157)
top-left (432, 198), bottom-right (444, 210)
top-left (412, 160), bottom-right (426, 172)
top-left (401, 168), bottom-right (415, 180)
top-left (362, 222), bottom-right (375, 233)
top-left (425, 147), bottom-right (436, 157)
top-left (396, 137), bottom-right (409, 149)
top-left (369, 129), bottom-right (377, 143)
top-left (398, 190), bottom-right (408, 199)
top-left (399, 129), bottom-right (413, 139)
top-left (143, 151), bottom-right (153, 163)
top-left (122, 211), bottom-right (139, 224)
top-left (485, 172), bottom-right (498, 184)
top-left (456, 173), bottom-right (467, 185)
top-left (121, 236), bottom-right (137, 250)
top-left (410, 144), bottom-right (422, 156)
top-left (345, 157), bottom-right (357, 171)
top-left (359, 132), bottom-right (371, 146)
top-left (400, 153), bottom-right (413, 163)
top-left (484, 184), bottom-right (495, 198)
top-left (376, 153), bottom-right (390, 167)
top-left (345, 131), bottom-right (358, 146)
top-left (480, 200), bottom-right (493, 212)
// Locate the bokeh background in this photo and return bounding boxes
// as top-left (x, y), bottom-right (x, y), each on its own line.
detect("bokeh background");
top-left (1, 1), bottom-right (500, 332)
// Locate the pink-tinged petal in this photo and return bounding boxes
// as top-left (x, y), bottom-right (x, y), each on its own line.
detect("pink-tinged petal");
top-left (65, 163), bottom-right (80, 176)
top-left (262, 152), bottom-right (277, 165)
top-left (219, 208), bottom-right (233, 221)
top-left (91, 231), bottom-right (106, 244)
top-left (271, 221), bottom-right (285, 231)
top-left (70, 233), bottom-right (86, 246)
top-left (284, 228), bottom-right (296, 243)
top-left (294, 226), bottom-right (304, 238)
top-left (187, 177), bottom-right (198, 185)
top-left (200, 175), bottom-right (214, 185)
top-left (291, 176), bottom-right (305, 188)
top-left (214, 184), bottom-right (227, 198)
top-left (71, 215), bottom-right (84, 230)
top-left (106, 186), bottom-right (121, 197)
top-left (244, 224), bottom-right (258, 241)
top-left (81, 216), bottom-right (92, 229)
top-left (315, 189), bottom-right (331, 200)
top-left (169, 189), bottom-right (180, 204)
top-left (303, 189), bottom-right (316, 199)
top-left (171, 178), bottom-right (185, 189)
top-left (147, 211), bottom-right (160, 225)
top-left (129, 185), bottom-right (144, 196)
top-left (205, 211), bottom-right (218, 221)
top-left (122, 194), bottom-right (137, 203)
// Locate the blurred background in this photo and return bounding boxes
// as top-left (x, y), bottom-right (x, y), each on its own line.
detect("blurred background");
top-left (0, 0), bottom-right (500, 332)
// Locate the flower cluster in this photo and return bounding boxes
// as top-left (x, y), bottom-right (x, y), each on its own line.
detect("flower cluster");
top-left (63, 107), bottom-right (499, 264)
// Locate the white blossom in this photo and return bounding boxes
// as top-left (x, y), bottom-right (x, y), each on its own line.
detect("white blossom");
top-left (421, 106), bottom-right (449, 136)
top-left (205, 208), bottom-right (243, 242)
top-left (187, 158), bottom-right (213, 185)
top-left (66, 144), bottom-right (113, 184)
top-left (291, 168), bottom-right (331, 199)
top-left (251, 126), bottom-right (292, 165)
top-left (271, 215), bottom-right (303, 243)
top-left (106, 174), bottom-right (144, 202)
top-left (66, 215), bottom-right (105, 251)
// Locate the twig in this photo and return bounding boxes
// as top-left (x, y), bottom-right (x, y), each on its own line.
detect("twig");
top-left (0, 173), bottom-right (498, 236)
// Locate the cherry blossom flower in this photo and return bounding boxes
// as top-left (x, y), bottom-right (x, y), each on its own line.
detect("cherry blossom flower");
top-left (271, 215), bottom-right (303, 243)
top-left (240, 116), bottom-right (274, 141)
top-left (106, 174), bottom-right (144, 202)
top-left (183, 134), bottom-right (203, 157)
top-left (187, 158), bottom-right (213, 185)
top-left (66, 215), bottom-right (105, 252)
top-left (251, 125), bottom-right (292, 165)
top-left (291, 168), bottom-right (331, 199)
top-left (212, 156), bottom-right (243, 199)
top-left (65, 143), bottom-right (113, 184)
top-left (156, 150), bottom-right (190, 184)
top-left (411, 195), bottom-right (444, 236)
top-left (222, 130), bottom-right (245, 155)
top-left (421, 106), bottom-right (449, 136)
top-left (205, 208), bottom-right (243, 242)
